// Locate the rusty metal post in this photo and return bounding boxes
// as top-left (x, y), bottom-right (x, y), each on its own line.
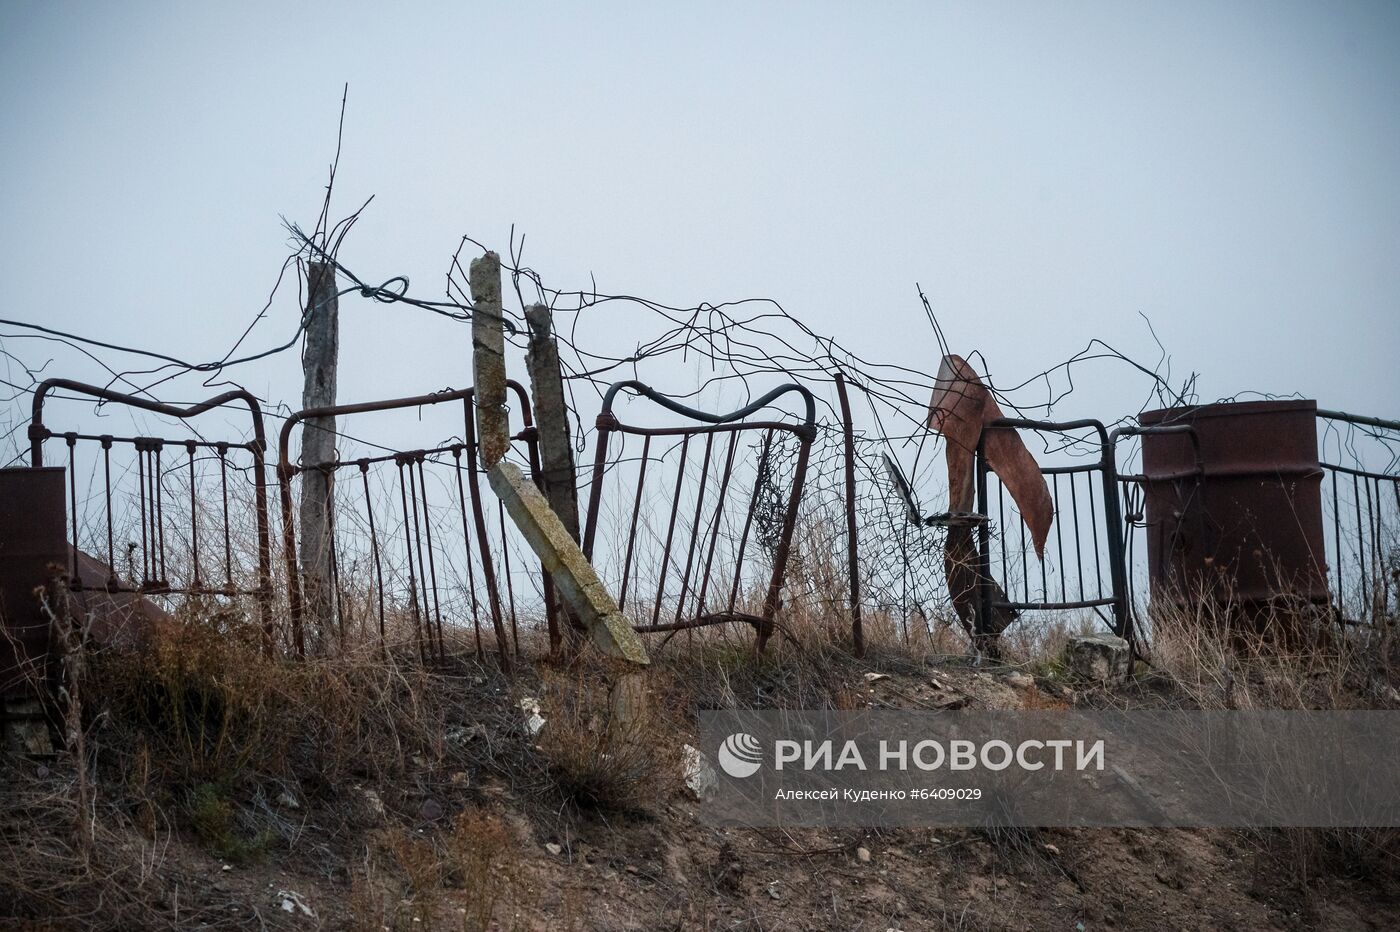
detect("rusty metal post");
top-left (834, 372), bottom-right (865, 658)
top-left (525, 303), bottom-right (584, 653)
top-left (298, 261), bottom-right (338, 653)
top-left (469, 252), bottom-right (509, 469)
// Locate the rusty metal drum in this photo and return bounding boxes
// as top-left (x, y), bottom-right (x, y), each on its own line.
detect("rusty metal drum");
top-left (0, 467), bottom-right (67, 699)
top-left (1139, 400), bottom-right (1329, 618)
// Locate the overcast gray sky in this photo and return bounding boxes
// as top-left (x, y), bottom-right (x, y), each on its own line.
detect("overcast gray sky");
top-left (2, 0), bottom-right (1398, 453)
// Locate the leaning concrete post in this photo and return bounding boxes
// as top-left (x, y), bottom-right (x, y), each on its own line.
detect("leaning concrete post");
top-left (524, 304), bottom-right (581, 540)
top-left (469, 253), bottom-right (510, 469)
top-left (298, 260), bottom-right (338, 652)
top-left (488, 461), bottom-right (649, 666)
top-left (525, 303), bottom-right (585, 652)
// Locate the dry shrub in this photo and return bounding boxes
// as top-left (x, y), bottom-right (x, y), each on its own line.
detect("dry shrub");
top-left (1144, 594), bottom-right (1397, 711)
top-left (535, 664), bottom-right (678, 813)
top-left (357, 808), bottom-right (521, 932)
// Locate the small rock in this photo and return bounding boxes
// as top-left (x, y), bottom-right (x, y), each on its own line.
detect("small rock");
top-left (445, 723), bottom-right (488, 745)
top-left (357, 787), bottom-right (386, 821)
top-left (1064, 633), bottom-right (1131, 683)
top-left (1004, 672), bottom-right (1035, 689)
top-left (276, 890), bottom-right (314, 918)
top-left (1042, 843), bottom-right (1060, 855)
top-left (449, 771), bottom-right (470, 787)
top-left (682, 744), bottom-right (718, 800)
top-left (863, 672), bottom-right (889, 683)
top-left (767, 882), bottom-right (781, 900)
top-left (276, 791), bottom-right (300, 810)
top-left (856, 846), bottom-right (872, 863)
top-left (518, 698), bottom-right (547, 736)
top-left (545, 842), bottom-right (563, 856)
top-left (418, 798), bottom-right (444, 822)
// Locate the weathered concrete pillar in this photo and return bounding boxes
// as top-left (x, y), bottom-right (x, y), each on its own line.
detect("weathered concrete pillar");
top-left (524, 304), bottom-right (581, 542)
top-left (487, 460), bottom-right (649, 666)
top-left (469, 253), bottom-right (509, 469)
top-left (525, 303), bottom-right (585, 651)
top-left (299, 261), bottom-right (338, 651)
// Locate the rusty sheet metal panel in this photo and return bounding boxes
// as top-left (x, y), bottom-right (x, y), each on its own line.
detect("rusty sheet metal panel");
top-left (1139, 400), bottom-right (1328, 612)
top-left (0, 468), bottom-right (66, 699)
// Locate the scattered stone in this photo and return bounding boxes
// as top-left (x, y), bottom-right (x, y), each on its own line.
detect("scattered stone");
top-left (545, 842), bottom-right (563, 856)
top-left (1004, 671), bottom-right (1035, 689)
top-left (450, 771), bottom-right (470, 787)
top-left (767, 882), bottom-right (782, 900)
top-left (445, 723), bottom-right (487, 745)
top-left (1064, 633), bottom-right (1131, 683)
top-left (518, 697), bottom-right (547, 736)
top-left (682, 744), bottom-right (718, 800)
top-left (856, 846), bottom-right (872, 863)
top-left (1042, 843), bottom-right (1060, 855)
top-left (276, 889), bottom-right (315, 918)
top-left (864, 672), bottom-right (889, 683)
top-left (418, 798), bottom-right (444, 822)
top-left (357, 786), bottom-right (386, 821)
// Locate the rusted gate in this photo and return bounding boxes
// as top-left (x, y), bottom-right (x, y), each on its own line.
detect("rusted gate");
top-left (1317, 409), bottom-right (1399, 624)
top-left (580, 380), bottom-right (816, 649)
top-left (26, 378), bottom-right (274, 642)
top-left (277, 382), bottom-right (556, 662)
top-left (973, 418), bottom-right (1130, 642)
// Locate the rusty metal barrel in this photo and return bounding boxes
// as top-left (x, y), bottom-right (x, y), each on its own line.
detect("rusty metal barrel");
top-left (0, 467), bottom-right (67, 700)
top-left (1139, 400), bottom-right (1329, 621)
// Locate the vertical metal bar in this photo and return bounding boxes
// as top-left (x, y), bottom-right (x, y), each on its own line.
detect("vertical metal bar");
top-left (154, 442), bottom-right (167, 583)
top-left (102, 437), bottom-right (115, 584)
top-left (756, 429), bottom-right (812, 652)
top-left (218, 443), bottom-right (232, 592)
top-left (1099, 429), bottom-right (1131, 641)
top-left (580, 419), bottom-right (612, 561)
top-left (618, 435), bottom-right (650, 613)
top-left (1052, 473), bottom-right (1066, 602)
top-left (361, 462), bottom-right (386, 645)
top-left (1365, 477), bottom-right (1379, 617)
top-left (66, 435), bottom-right (79, 584)
top-left (1087, 469), bottom-right (1103, 597)
top-left (651, 434), bottom-right (691, 629)
top-left (497, 499), bottom-right (520, 657)
top-left (137, 442), bottom-right (150, 584)
top-left (996, 480), bottom-right (1007, 601)
top-left (1018, 506), bottom-right (1028, 603)
top-left (834, 372), bottom-right (865, 657)
top-left (452, 447), bottom-right (484, 658)
top-left (1332, 469), bottom-right (1344, 620)
top-left (397, 457), bottom-right (425, 660)
top-left (694, 431), bottom-right (738, 619)
top-left (187, 441), bottom-right (200, 588)
top-left (416, 456), bottom-right (445, 660)
top-left (407, 456), bottom-right (436, 659)
top-left (462, 400), bottom-right (512, 673)
top-left (672, 433), bottom-right (715, 624)
top-left (1068, 472), bottom-right (1084, 600)
top-left (729, 429), bottom-right (773, 614)
top-left (250, 436), bottom-right (275, 655)
top-left (326, 470), bottom-right (346, 646)
top-left (1353, 473), bottom-right (1368, 614)
top-left (277, 455), bottom-right (304, 655)
top-left (974, 432), bottom-right (992, 647)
